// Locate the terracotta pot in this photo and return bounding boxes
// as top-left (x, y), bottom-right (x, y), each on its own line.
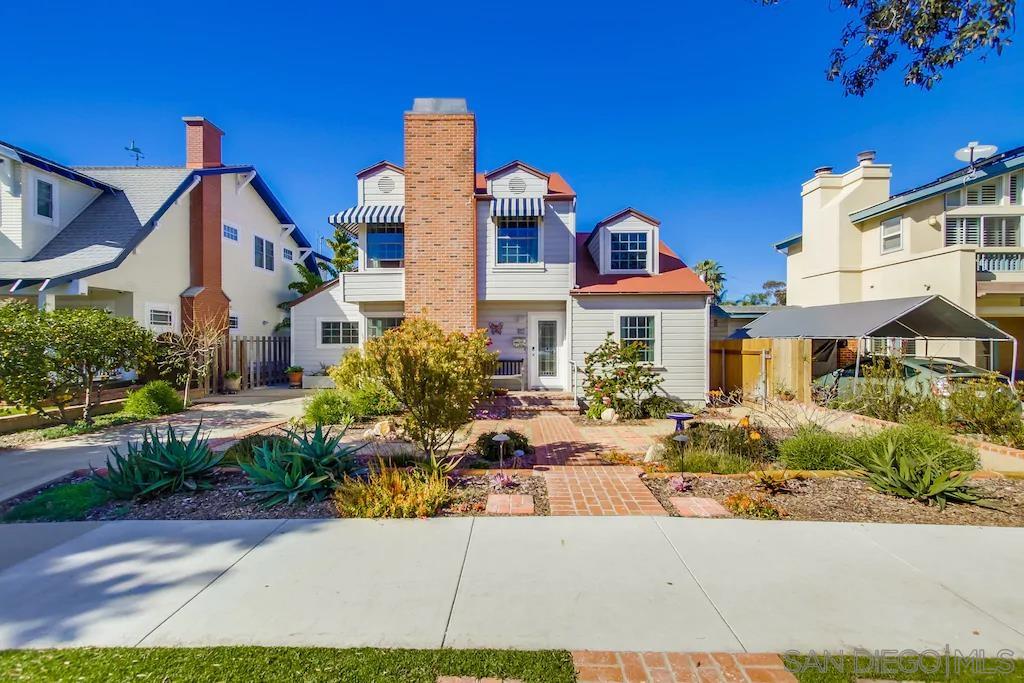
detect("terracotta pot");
top-left (288, 371), bottom-right (303, 388)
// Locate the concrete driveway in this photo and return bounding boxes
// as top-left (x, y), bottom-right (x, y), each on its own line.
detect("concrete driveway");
top-left (0, 517), bottom-right (1022, 653)
top-left (0, 391), bottom-right (308, 502)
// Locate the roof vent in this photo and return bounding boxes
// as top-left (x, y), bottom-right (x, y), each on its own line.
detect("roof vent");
top-left (813, 166), bottom-right (834, 177)
top-left (377, 175), bottom-right (396, 193)
top-left (509, 177), bottom-right (526, 194)
top-left (857, 150), bottom-right (876, 164)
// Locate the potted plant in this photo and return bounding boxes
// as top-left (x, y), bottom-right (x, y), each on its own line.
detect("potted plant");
top-left (285, 366), bottom-right (304, 388)
top-left (223, 370), bottom-right (241, 394)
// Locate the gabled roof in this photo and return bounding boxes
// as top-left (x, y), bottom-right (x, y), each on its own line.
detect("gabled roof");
top-left (583, 208), bottom-right (661, 250)
top-left (572, 232), bottom-right (711, 296)
top-left (850, 144), bottom-right (1024, 223)
top-left (483, 160), bottom-right (549, 180)
top-left (355, 160), bottom-right (404, 178)
top-left (284, 278), bottom-right (339, 308)
top-left (0, 140), bottom-right (119, 192)
top-left (0, 165), bottom-right (320, 288)
top-left (474, 171), bottom-right (575, 198)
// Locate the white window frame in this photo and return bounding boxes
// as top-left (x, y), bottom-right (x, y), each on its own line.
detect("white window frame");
top-left (492, 214), bottom-right (545, 270)
top-left (361, 223), bottom-right (405, 270)
top-left (223, 223), bottom-right (240, 243)
top-left (228, 311), bottom-right (240, 332)
top-left (144, 303), bottom-right (177, 333)
top-left (880, 215), bottom-right (903, 254)
top-left (613, 311), bottom-right (662, 367)
top-left (602, 226), bottom-right (656, 275)
top-left (365, 315), bottom-right (405, 340)
top-left (254, 234), bottom-right (276, 272)
top-left (316, 317), bottom-right (360, 348)
top-left (283, 247), bottom-right (294, 262)
top-left (29, 171), bottom-right (58, 226)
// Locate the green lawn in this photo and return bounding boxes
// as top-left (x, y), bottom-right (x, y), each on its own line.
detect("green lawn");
top-left (0, 647), bottom-right (576, 682)
top-left (2, 482), bottom-right (113, 522)
top-left (787, 654), bottom-right (1024, 682)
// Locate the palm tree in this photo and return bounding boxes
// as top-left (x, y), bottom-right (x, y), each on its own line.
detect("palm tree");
top-left (694, 259), bottom-right (726, 302)
top-left (288, 263), bottom-right (326, 296)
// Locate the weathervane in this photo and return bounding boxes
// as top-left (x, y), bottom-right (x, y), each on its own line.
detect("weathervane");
top-left (124, 140), bottom-right (145, 166)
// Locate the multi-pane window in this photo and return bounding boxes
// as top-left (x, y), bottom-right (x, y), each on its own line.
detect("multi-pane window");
top-left (223, 224), bottom-right (239, 241)
top-left (320, 320), bottom-right (358, 345)
top-left (254, 236), bottom-right (275, 271)
top-left (496, 216), bottom-right (540, 264)
top-left (283, 248), bottom-right (294, 262)
top-left (36, 179), bottom-right (54, 220)
top-left (367, 317), bottom-right (403, 339)
top-left (228, 314), bottom-right (240, 330)
top-left (148, 308), bottom-right (173, 328)
top-left (365, 224), bottom-right (404, 268)
top-left (610, 232), bottom-right (648, 271)
top-left (619, 315), bottom-right (655, 362)
top-left (946, 216), bottom-right (1020, 247)
top-left (880, 216), bottom-right (903, 253)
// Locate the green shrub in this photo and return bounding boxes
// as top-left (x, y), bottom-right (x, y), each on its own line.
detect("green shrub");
top-left (222, 433), bottom-right (292, 466)
top-left (846, 437), bottom-right (998, 510)
top-left (304, 389), bottom-right (353, 425)
top-left (833, 357), bottom-right (940, 424)
top-left (858, 422), bottom-right (978, 472)
top-left (779, 426), bottom-right (854, 470)
top-left (670, 419), bottom-right (778, 463)
top-left (945, 374), bottom-right (1023, 440)
top-left (2, 482), bottom-right (112, 522)
top-left (123, 380), bottom-right (184, 418)
top-left (663, 445), bottom-right (754, 474)
top-left (641, 395), bottom-right (684, 419)
top-left (582, 333), bottom-right (664, 420)
top-left (90, 424), bottom-right (222, 499)
top-left (343, 382), bottom-right (401, 420)
top-left (474, 429), bottom-right (533, 461)
top-left (335, 461), bottom-right (450, 518)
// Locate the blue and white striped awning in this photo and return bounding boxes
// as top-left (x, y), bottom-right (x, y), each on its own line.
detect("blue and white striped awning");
top-left (490, 197), bottom-right (545, 217)
top-left (328, 204), bottom-right (405, 226)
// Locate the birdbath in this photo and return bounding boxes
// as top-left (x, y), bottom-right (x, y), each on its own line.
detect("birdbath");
top-left (491, 433), bottom-right (511, 472)
top-left (666, 412), bottom-right (695, 433)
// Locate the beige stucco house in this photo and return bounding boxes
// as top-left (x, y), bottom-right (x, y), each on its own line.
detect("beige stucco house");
top-left (776, 147), bottom-right (1024, 376)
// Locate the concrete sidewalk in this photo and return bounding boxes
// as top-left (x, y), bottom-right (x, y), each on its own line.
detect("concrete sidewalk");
top-left (0, 393), bottom-right (307, 502)
top-left (0, 517), bottom-right (1022, 653)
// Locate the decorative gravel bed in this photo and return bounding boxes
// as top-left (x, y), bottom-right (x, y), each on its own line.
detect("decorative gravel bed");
top-left (643, 473), bottom-right (1024, 527)
top-left (442, 474), bottom-right (549, 516)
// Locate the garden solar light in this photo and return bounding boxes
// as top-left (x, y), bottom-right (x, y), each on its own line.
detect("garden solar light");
top-left (492, 433), bottom-right (510, 471)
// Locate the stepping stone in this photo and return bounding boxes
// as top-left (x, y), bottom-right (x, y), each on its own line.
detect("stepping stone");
top-left (485, 494), bottom-right (534, 515)
top-left (669, 496), bottom-right (731, 518)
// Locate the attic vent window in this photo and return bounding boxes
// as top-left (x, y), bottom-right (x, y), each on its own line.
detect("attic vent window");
top-left (509, 177), bottom-right (527, 195)
top-left (377, 176), bottom-right (396, 194)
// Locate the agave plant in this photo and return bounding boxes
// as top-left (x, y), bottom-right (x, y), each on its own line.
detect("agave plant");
top-left (846, 438), bottom-right (1002, 511)
top-left (283, 423), bottom-right (364, 477)
top-left (239, 440), bottom-right (331, 507)
top-left (91, 423), bottom-right (221, 499)
top-left (415, 451), bottom-right (464, 479)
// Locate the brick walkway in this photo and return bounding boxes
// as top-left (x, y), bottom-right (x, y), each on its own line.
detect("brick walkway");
top-left (573, 651), bottom-right (797, 682)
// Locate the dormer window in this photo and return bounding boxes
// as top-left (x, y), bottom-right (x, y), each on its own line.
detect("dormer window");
top-left (609, 232), bottom-right (648, 271)
top-left (496, 216), bottom-right (540, 265)
top-left (366, 223), bottom-right (404, 268)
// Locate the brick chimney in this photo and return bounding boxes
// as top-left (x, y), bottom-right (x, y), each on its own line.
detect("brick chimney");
top-left (180, 116), bottom-right (229, 332)
top-left (403, 98), bottom-right (477, 333)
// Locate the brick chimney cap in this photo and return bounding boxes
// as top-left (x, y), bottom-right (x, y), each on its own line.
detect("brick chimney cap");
top-left (182, 116), bottom-right (224, 135)
top-left (410, 98), bottom-right (469, 114)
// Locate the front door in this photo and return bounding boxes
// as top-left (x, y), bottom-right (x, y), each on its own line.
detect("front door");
top-left (528, 312), bottom-right (565, 390)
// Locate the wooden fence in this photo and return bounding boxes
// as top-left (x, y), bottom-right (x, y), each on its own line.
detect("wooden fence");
top-left (203, 335), bottom-right (291, 393)
top-left (709, 338), bottom-right (813, 403)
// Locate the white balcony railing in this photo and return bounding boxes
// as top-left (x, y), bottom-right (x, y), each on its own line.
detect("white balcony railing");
top-left (976, 251), bottom-right (1024, 272)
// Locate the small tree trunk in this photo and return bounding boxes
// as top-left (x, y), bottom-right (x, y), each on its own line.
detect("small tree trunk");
top-left (182, 368), bottom-right (193, 408)
top-left (82, 376), bottom-right (93, 425)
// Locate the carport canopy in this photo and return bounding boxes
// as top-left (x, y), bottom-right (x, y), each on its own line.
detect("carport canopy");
top-left (730, 295), bottom-right (1012, 342)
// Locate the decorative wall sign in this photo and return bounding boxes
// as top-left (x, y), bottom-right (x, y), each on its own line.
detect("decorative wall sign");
top-left (488, 321), bottom-right (504, 335)
top-left (512, 337), bottom-right (527, 349)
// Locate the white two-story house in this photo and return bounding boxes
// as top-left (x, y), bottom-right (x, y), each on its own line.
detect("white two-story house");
top-left (0, 117), bottom-right (322, 336)
top-left (288, 99), bottom-right (712, 402)
top-left (776, 146), bottom-right (1024, 376)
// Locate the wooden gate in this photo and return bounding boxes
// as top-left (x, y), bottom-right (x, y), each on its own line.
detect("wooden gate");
top-left (709, 338), bottom-right (812, 402)
top-left (207, 335), bottom-right (291, 393)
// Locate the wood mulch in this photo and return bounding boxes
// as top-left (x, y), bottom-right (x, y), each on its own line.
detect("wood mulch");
top-left (441, 474), bottom-right (549, 516)
top-left (643, 473), bottom-right (1024, 527)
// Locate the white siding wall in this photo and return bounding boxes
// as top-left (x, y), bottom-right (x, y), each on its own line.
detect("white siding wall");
top-left (341, 269), bottom-right (404, 302)
top-left (290, 284), bottom-right (363, 372)
top-left (359, 168), bottom-right (405, 205)
top-left (478, 199), bottom-right (574, 300)
top-left (571, 294), bottom-right (709, 403)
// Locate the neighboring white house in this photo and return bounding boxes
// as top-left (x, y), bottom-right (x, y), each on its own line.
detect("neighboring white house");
top-left (288, 98), bottom-right (713, 403)
top-left (0, 117), bottom-right (322, 336)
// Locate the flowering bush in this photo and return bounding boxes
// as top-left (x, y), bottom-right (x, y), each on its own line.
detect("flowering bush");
top-left (582, 333), bottom-right (664, 420)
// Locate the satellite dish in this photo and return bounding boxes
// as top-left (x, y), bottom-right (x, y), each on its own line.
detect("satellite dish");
top-left (955, 141), bottom-right (998, 165)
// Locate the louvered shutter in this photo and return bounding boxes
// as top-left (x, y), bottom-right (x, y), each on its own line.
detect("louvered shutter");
top-left (964, 217), bottom-right (981, 244)
top-left (966, 188), bottom-right (980, 205)
top-left (1011, 174), bottom-right (1020, 205)
top-left (981, 182), bottom-right (998, 205)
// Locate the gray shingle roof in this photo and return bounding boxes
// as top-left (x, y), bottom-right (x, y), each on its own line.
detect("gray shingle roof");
top-left (0, 167), bottom-right (190, 282)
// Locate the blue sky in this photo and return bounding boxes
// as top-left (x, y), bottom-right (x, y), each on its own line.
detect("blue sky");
top-left (4, 0), bottom-right (1022, 298)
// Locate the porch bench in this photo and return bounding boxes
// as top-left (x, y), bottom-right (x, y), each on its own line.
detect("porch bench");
top-left (491, 358), bottom-right (526, 391)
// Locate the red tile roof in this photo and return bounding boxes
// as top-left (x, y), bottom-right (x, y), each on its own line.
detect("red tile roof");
top-left (572, 232), bottom-right (712, 295)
